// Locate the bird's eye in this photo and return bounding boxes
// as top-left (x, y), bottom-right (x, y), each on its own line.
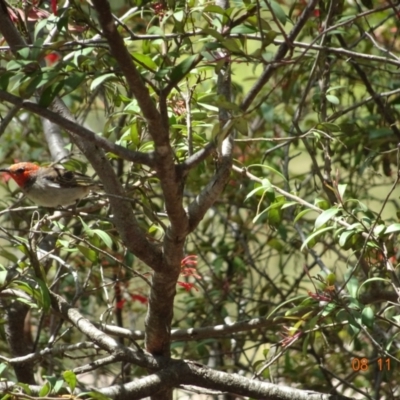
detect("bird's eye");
top-left (15, 168), bottom-right (25, 174)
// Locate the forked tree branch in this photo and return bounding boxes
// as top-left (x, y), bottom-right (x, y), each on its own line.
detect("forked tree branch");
top-left (49, 291), bottom-right (353, 400)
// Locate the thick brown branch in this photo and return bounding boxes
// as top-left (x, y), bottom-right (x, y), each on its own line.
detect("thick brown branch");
top-left (50, 291), bottom-right (161, 369)
top-left (91, 0), bottom-right (168, 146)
top-left (95, 360), bottom-right (353, 400)
top-left (91, 0), bottom-right (189, 242)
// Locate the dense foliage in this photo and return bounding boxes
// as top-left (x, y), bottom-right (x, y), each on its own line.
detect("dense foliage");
top-left (0, 0), bottom-right (399, 399)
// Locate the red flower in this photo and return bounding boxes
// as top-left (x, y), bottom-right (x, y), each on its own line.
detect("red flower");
top-left (177, 281), bottom-right (198, 292)
top-left (51, 0), bottom-right (57, 15)
top-left (181, 255), bottom-right (198, 267)
top-left (130, 294), bottom-right (148, 304)
top-left (45, 52), bottom-right (60, 65)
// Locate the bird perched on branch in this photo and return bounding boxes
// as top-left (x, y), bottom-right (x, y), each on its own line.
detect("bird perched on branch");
top-left (0, 162), bottom-right (100, 207)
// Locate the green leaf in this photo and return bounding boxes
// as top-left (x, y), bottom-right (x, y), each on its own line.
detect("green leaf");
top-left (326, 94), bottom-right (340, 105)
top-left (267, 238), bottom-right (284, 251)
top-left (39, 382), bottom-right (51, 397)
top-left (320, 302), bottom-right (336, 317)
top-left (281, 201), bottom-right (297, 209)
top-left (233, 117), bottom-right (248, 135)
top-left (17, 383), bottom-right (32, 395)
top-left (0, 270), bottom-right (7, 286)
top-left (248, 164), bottom-right (287, 182)
top-left (34, 18), bottom-right (49, 41)
top-left (39, 81), bottom-right (65, 107)
top-left (318, 122), bottom-right (341, 132)
top-left (267, 208), bottom-right (281, 227)
top-left (77, 245), bottom-right (98, 263)
top-left (231, 24), bottom-right (257, 34)
top-left (170, 55), bottom-right (198, 83)
top-left (0, 363), bottom-right (7, 376)
top-left (339, 230), bottom-right (355, 248)
top-left (373, 224), bottom-right (386, 236)
top-left (300, 226), bottom-right (335, 251)
top-left (267, 295), bottom-right (308, 318)
top-left (201, 28), bottom-right (224, 41)
top-left (63, 370), bottom-right (77, 392)
top-left (12, 280), bottom-right (35, 298)
top-left (173, 10), bottom-right (184, 22)
top-left (294, 208), bottom-right (313, 223)
top-left (131, 53), bottom-right (158, 70)
top-left (344, 273), bottom-right (359, 298)
top-left (53, 378), bottom-right (64, 394)
top-left (17, 47), bottom-right (31, 60)
top-left (245, 179), bottom-right (271, 200)
top-left (35, 278), bottom-right (51, 312)
top-left (203, 5), bottom-right (226, 15)
top-left (267, 0), bottom-right (287, 26)
top-left (337, 184), bottom-right (347, 199)
top-left (385, 223), bottom-right (400, 234)
top-left (0, 71), bottom-right (13, 90)
top-left (361, 306), bottom-right (374, 328)
top-left (63, 72), bottom-right (87, 92)
top-left (85, 391), bottom-right (113, 400)
top-left (314, 208), bottom-right (339, 230)
top-left (356, 277), bottom-right (389, 298)
top-left (326, 273), bottom-right (336, 286)
top-left (91, 229), bottom-right (113, 248)
top-left (222, 38), bottom-right (243, 53)
top-left (90, 73), bottom-right (117, 91)
top-left (314, 197), bottom-right (330, 210)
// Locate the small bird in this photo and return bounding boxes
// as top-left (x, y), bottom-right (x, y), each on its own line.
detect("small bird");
top-left (0, 162), bottom-right (99, 207)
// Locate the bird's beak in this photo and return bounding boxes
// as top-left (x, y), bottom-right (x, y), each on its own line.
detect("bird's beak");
top-left (0, 168), bottom-right (10, 172)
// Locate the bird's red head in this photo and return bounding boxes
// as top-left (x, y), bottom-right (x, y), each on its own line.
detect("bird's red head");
top-left (0, 162), bottom-right (40, 188)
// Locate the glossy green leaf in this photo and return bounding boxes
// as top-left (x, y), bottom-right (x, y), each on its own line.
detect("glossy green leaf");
top-left (339, 230), bottom-right (355, 247)
top-left (314, 208), bottom-right (339, 229)
top-left (132, 53), bottom-right (158, 70)
top-left (90, 73), bottom-right (117, 91)
top-left (300, 226), bottom-right (335, 251)
top-left (293, 208), bottom-right (313, 223)
top-left (91, 229), bottom-right (113, 248)
top-left (39, 382), bottom-right (51, 397)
